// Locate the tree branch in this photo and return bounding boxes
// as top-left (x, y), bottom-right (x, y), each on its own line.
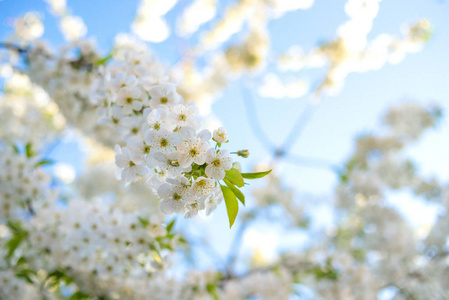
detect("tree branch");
top-left (240, 85), bottom-right (277, 153)
top-left (0, 42), bottom-right (28, 54)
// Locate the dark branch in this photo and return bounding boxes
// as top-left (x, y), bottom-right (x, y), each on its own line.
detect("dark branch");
top-left (0, 42), bottom-right (28, 54)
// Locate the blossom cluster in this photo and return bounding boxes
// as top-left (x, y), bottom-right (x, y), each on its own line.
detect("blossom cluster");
top-left (24, 198), bottom-right (177, 299)
top-left (92, 47), bottom-right (251, 220)
top-left (0, 0), bottom-right (448, 299)
top-left (0, 146), bottom-right (53, 221)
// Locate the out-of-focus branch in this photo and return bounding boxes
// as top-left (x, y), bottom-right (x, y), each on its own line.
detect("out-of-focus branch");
top-left (241, 85), bottom-right (277, 153)
top-left (241, 82), bottom-right (335, 171)
top-left (285, 153), bottom-right (340, 172)
top-left (225, 219), bottom-right (251, 275)
top-left (0, 42), bottom-right (28, 54)
top-left (276, 100), bottom-right (321, 158)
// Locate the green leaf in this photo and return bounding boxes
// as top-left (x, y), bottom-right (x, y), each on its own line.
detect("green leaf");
top-left (138, 217), bottom-right (149, 227)
top-left (7, 220), bottom-right (25, 233)
top-left (224, 168), bottom-right (244, 188)
top-left (240, 169), bottom-right (272, 179)
top-left (16, 256), bottom-right (27, 265)
top-left (206, 283), bottom-right (219, 300)
top-left (5, 232), bottom-right (28, 258)
top-left (166, 218), bottom-right (176, 233)
top-left (25, 143), bottom-right (33, 157)
top-left (35, 159), bottom-right (54, 167)
top-left (220, 185), bottom-right (239, 228)
top-left (69, 291), bottom-right (90, 300)
top-left (12, 144), bottom-right (20, 154)
top-left (95, 53), bottom-right (113, 66)
top-left (46, 269), bottom-right (74, 288)
top-left (224, 179), bottom-right (245, 206)
top-left (15, 268), bottom-right (37, 285)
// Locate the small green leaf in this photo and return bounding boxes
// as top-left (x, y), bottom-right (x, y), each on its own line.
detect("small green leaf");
top-left (166, 218), bottom-right (176, 233)
top-left (224, 168), bottom-right (244, 188)
top-left (95, 53), bottom-right (113, 66)
top-left (12, 144), bottom-right (20, 154)
top-left (15, 267), bottom-right (36, 285)
top-left (5, 232), bottom-right (28, 258)
top-left (138, 217), bottom-right (149, 227)
top-left (7, 220), bottom-right (25, 233)
top-left (25, 143), bottom-right (33, 157)
top-left (240, 170), bottom-right (272, 179)
top-left (224, 179), bottom-right (245, 206)
top-left (206, 283), bottom-right (219, 300)
top-left (69, 291), bottom-right (90, 300)
top-left (16, 256), bottom-right (27, 265)
top-left (220, 185), bottom-right (239, 228)
top-left (35, 159), bottom-right (54, 167)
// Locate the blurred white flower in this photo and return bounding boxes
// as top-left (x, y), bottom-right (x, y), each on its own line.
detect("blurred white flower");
top-left (53, 162), bottom-right (76, 184)
top-left (14, 12), bottom-right (44, 41)
top-left (176, 0), bottom-right (217, 37)
top-left (60, 15), bottom-right (87, 41)
top-left (258, 73), bottom-right (309, 99)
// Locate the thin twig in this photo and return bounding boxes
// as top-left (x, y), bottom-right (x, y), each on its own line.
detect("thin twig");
top-left (284, 153), bottom-right (340, 172)
top-left (240, 85), bottom-right (277, 153)
top-left (226, 220), bottom-right (250, 274)
top-left (276, 99), bottom-right (321, 158)
top-left (0, 42), bottom-right (28, 54)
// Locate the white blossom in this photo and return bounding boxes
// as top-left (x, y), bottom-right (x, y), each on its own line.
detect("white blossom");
top-left (205, 148), bottom-right (233, 180)
top-left (213, 127), bottom-right (228, 144)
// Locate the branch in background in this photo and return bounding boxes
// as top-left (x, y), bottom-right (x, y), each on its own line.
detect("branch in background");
top-left (241, 81), bottom-right (335, 171)
top-left (241, 85), bottom-right (277, 153)
top-left (285, 153), bottom-right (340, 172)
top-left (276, 100), bottom-right (321, 158)
top-left (225, 219), bottom-right (251, 275)
top-left (0, 42), bottom-right (28, 54)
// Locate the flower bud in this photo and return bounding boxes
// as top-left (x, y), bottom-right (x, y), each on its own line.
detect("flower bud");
top-left (237, 150), bottom-right (250, 158)
top-left (213, 127), bottom-right (228, 144)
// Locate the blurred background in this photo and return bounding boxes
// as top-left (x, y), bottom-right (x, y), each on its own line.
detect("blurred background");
top-left (1, 0), bottom-right (449, 298)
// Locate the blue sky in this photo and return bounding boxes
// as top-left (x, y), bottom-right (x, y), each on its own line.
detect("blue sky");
top-left (1, 0), bottom-right (449, 273)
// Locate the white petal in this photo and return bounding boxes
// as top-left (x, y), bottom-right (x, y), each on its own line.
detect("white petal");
top-left (205, 164), bottom-right (214, 179)
top-left (132, 100), bottom-right (143, 111)
top-left (169, 133), bottom-right (181, 145)
top-left (115, 154), bottom-right (130, 168)
top-left (158, 183), bottom-right (173, 199)
top-left (198, 129), bottom-right (211, 141)
top-left (179, 154), bottom-right (194, 168)
top-left (179, 126), bottom-right (195, 140)
top-left (160, 200), bottom-right (176, 215)
top-left (121, 167), bottom-right (136, 182)
top-left (194, 155), bottom-right (205, 165)
top-left (205, 148), bottom-right (216, 164)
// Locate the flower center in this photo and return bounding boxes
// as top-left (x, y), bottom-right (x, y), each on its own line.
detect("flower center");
top-left (160, 97), bottom-right (168, 104)
top-left (189, 148), bottom-right (198, 156)
top-left (126, 97), bottom-right (133, 104)
top-left (160, 138), bottom-right (168, 147)
top-left (178, 114), bottom-right (187, 121)
top-left (212, 159), bottom-right (221, 167)
top-left (153, 122), bottom-right (161, 130)
top-left (173, 193), bottom-right (182, 201)
top-left (197, 180), bottom-right (206, 188)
